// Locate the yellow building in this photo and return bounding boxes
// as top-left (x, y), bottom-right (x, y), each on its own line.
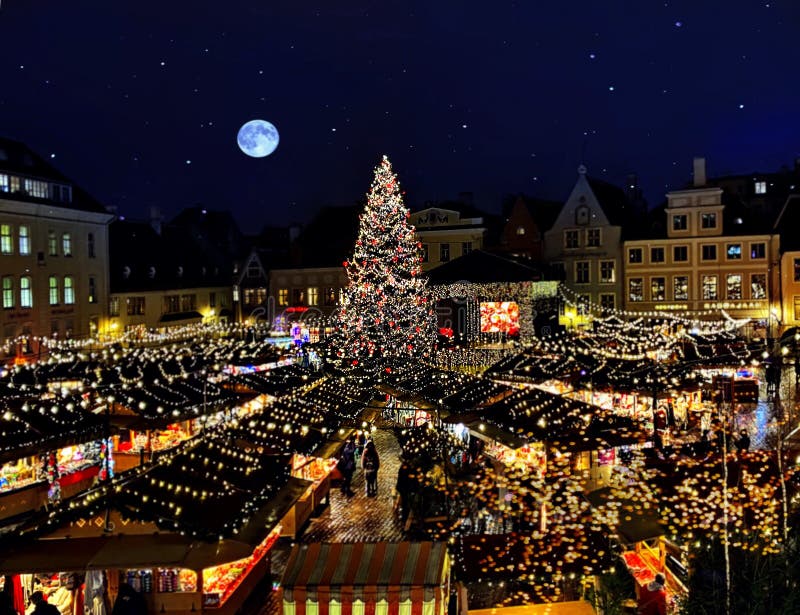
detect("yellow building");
top-left (412, 205), bottom-right (487, 272)
top-left (0, 138), bottom-right (113, 356)
top-left (624, 159), bottom-right (780, 326)
top-left (775, 195), bottom-right (800, 329)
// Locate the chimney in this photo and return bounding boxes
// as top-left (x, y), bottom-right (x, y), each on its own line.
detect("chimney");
top-left (693, 157), bottom-right (707, 187)
top-left (150, 206), bottom-right (163, 235)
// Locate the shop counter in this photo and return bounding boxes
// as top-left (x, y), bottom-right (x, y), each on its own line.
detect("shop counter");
top-left (280, 487), bottom-right (313, 538)
top-left (0, 480), bottom-right (48, 522)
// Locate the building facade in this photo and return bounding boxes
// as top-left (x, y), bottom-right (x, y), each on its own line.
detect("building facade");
top-left (412, 206), bottom-right (486, 272)
top-left (543, 166), bottom-right (629, 328)
top-left (0, 138), bottom-right (113, 356)
top-left (267, 266), bottom-right (348, 333)
top-left (623, 159), bottom-right (780, 327)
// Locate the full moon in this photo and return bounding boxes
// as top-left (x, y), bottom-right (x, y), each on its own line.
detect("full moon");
top-left (237, 119), bottom-right (279, 157)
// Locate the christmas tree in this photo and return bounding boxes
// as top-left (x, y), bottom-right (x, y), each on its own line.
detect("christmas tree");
top-left (336, 155), bottom-right (435, 359)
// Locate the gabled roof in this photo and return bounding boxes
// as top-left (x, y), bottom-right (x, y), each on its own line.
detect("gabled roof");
top-left (586, 176), bottom-right (633, 228)
top-left (0, 137), bottom-right (109, 214)
top-left (426, 249), bottom-right (550, 284)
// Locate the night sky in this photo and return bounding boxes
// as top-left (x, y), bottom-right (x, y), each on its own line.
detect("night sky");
top-left (1, 1), bottom-right (799, 231)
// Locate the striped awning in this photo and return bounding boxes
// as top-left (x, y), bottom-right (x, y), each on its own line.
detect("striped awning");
top-left (281, 542), bottom-right (449, 615)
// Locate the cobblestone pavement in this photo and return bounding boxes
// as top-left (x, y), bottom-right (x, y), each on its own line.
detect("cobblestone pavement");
top-left (257, 427), bottom-right (405, 615)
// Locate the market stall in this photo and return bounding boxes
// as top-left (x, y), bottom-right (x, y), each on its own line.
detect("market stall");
top-left (281, 542), bottom-right (450, 615)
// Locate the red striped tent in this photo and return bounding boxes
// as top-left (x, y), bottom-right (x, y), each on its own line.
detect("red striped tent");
top-left (281, 542), bottom-right (450, 615)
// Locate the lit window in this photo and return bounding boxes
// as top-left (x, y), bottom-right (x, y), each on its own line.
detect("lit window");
top-left (628, 278), bottom-right (643, 302)
top-left (726, 244), bottom-right (742, 259)
top-left (674, 276), bottom-right (689, 301)
top-left (278, 289), bottom-right (288, 306)
top-left (49, 276), bottom-right (59, 305)
top-left (63, 276), bottom-right (75, 305)
top-left (88, 277), bottom-right (97, 304)
top-left (755, 181), bottom-right (766, 194)
top-left (48, 230), bottom-right (58, 256)
top-left (751, 274), bottom-right (766, 300)
top-left (24, 178), bottom-right (48, 198)
top-left (421, 244), bottom-right (429, 262)
top-left (2, 277), bottom-right (14, 309)
top-left (702, 275), bottom-right (718, 300)
top-left (19, 225), bottom-right (30, 255)
top-left (651, 277), bottom-right (665, 301)
top-left (0, 225), bottom-right (12, 255)
top-left (20, 276), bottom-right (32, 308)
top-left (516, 226), bottom-right (525, 236)
top-left (0, 174), bottom-right (8, 192)
top-left (727, 274), bottom-right (742, 300)
top-left (795, 258), bottom-right (800, 283)
top-left (109, 297), bottom-right (120, 317)
top-left (307, 287), bottom-right (319, 306)
top-left (62, 233), bottom-right (72, 256)
top-left (323, 287), bottom-right (336, 306)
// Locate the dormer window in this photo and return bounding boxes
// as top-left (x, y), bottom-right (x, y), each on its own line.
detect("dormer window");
top-left (575, 205), bottom-right (590, 226)
top-left (701, 213), bottom-right (717, 229)
top-left (754, 181), bottom-right (767, 194)
top-left (672, 214), bottom-right (688, 231)
top-left (516, 226), bottom-right (526, 236)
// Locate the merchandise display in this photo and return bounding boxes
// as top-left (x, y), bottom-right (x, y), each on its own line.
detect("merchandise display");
top-left (291, 455), bottom-right (337, 482)
top-left (0, 456), bottom-right (42, 492)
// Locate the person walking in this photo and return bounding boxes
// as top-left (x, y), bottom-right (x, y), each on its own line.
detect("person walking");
top-left (362, 439), bottom-right (380, 496)
top-left (338, 438), bottom-right (357, 496)
top-left (395, 458), bottom-right (416, 524)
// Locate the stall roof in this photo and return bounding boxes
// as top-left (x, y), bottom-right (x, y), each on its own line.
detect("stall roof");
top-left (282, 542), bottom-right (449, 589)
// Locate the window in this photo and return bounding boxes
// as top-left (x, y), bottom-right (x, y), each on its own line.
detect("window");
top-left (126, 297), bottom-right (145, 316)
top-left (20, 276), bottom-right (32, 308)
top-left (795, 258), bottom-right (800, 283)
top-left (180, 294), bottom-right (196, 312)
top-left (87, 233), bottom-right (96, 258)
top-left (109, 297), bottom-right (120, 317)
top-left (651, 277), bottom-right (666, 301)
top-left (650, 247), bottom-right (665, 263)
top-left (246, 261), bottom-right (261, 278)
top-left (63, 276), bottom-right (75, 304)
top-left (600, 294), bottom-right (615, 310)
top-left (164, 295), bottom-right (180, 313)
top-left (307, 287), bottom-right (319, 306)
top-left (701, 244), bottom-right (717, 261)
top-left (2, 277), bottom-right (13, 308)
top-left (628, 248), bottom-right (643, 264)
top-left (52, 184), bottom-right (72, 202)
top-left (795, 296), bottom-right (800, 321)
top-left (575, 205), bottom-right (591, 225)
top-left (19, 225), bottom-right (30, 255)
top-left (727, 274), bottom-right (742, 300)
top-left (48, 231), bottom-right (58, 256)
top-left (575, 261), bottom-right (590, 284)
top-left (701, 212), bottom-right (717, 229)
top-left (421, 244), bottom-right (429, 262)
top-left (209, 292), bottom-right (216, 308)
top-left (323, 287), bottom-right (337, 306)
top-left (88, 277), bottom-right (97, 303)
top-left (586, 228), bottom-right (600, 247)
top-left (461, 241), bottom-right (473, 255)
top-left (750, 242), bottom-right (766, 259)
top-left (600, 261), bottom-right (615, 283)
top-left (51, 321), bottom-right (60, 337)
top-left (674, 276), bottom-right (689, 300)
top-left (565, 230), bottom-right (579, 249)
top-left (673, 246), bottom-right (688, 262)
top-left (440, 243), bottom-right (450, 262)
top-left (672, 214), bottom-right (687, 231)
top-left (755, 181), bottom-right (767, 194)
top-left (628, 278), bottom-right (643, 302)
top-left (49, 276), bottom-right (59, 305)
top-left (0, 174), bottom-right (7, 192)
top-left (751, 274), bottom-right (766, 300)
top-left (0, 225), bottom-right (12, 254)
top-left (62, 233), bottom-right (72, 256)
top-left (576, 295), bottom-right (590, 315)
top-left (24, 178), bottom-right (48, 198)
top-left (292, 288), bottom-right (305, 305)
top-left (278, 289), bottom-right (288, 306)
top-left (515, 226), bottom-right (525, 236)
top-left (726, 244), bottom-right (742, 259)
top-left (702, 275), bottom-right (718, 300)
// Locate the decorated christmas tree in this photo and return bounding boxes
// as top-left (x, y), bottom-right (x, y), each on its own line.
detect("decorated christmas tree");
top-left (336, 155), bottom-right (435, 359)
